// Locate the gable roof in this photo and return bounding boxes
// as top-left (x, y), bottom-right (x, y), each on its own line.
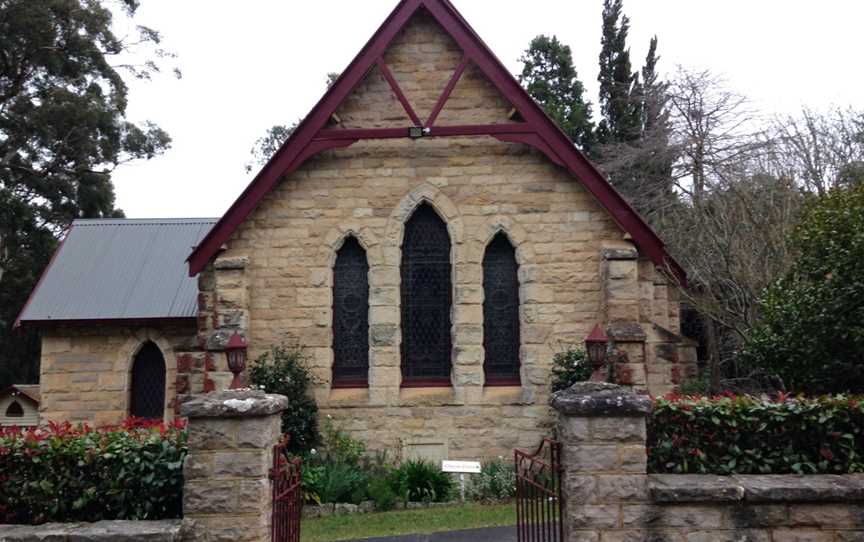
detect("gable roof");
top-left (16, 218), bottom-right (216, 327)
top-left (0, 385), bottom-right (40, 405)
top-left (187, 0), bottom-right (685, 285)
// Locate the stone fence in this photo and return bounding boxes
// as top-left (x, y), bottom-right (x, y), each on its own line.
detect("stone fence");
top-left (552, 382), bottom-right (864, 542)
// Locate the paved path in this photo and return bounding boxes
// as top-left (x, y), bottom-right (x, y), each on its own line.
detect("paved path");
top-left (344, 525), bottom-right (516, 542)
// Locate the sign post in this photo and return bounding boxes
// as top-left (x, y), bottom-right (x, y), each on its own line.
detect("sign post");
top-left (441, 460), bottom-right (482, 502)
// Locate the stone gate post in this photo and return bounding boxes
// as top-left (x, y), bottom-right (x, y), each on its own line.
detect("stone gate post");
top-left (551, 382), bottom-right (651, 541)
top-left (181, 389), bottom-right (287, 542)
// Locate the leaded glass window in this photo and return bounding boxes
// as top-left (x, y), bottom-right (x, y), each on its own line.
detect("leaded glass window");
top-left (130, 342), bottom-right (166, 420)
top-left (483, 233), bottom-right (521, 384)
top-left (332, 236), bottom-right (370, 387)
top-left (401, 204), bottom-right (452, 385)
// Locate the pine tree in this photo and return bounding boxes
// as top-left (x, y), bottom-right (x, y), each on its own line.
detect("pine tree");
top-left (519, 35), bottom-right (594, 150)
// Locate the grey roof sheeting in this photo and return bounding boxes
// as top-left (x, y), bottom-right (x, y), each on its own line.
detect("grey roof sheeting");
top-left (17, 218), bottom-right (216, 325)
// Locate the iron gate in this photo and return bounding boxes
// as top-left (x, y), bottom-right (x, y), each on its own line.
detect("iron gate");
top-left (515, 438), bottom-right (563, 542)
top-left (271, 441), bottom-right (303, 542)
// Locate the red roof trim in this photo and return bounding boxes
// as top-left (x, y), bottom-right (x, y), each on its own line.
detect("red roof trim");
top-left (187, 0), bottom-right (686, 285)
top-left (13, 224), bottom-right (74, 329)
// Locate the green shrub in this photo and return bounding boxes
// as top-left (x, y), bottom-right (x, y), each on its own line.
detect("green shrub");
top-left (307, 462), bottom-right (368, 505)
top-left (249, 342), bottom-right (319, 454)
top-left (367, 475), bottom-right (398, 511)
top-left (743, 184), bottom-right (864, 394)
top-left (551, 346), bottom-right (591, 392)
top-left (393, 459), bottom-right (454, 503)
top-left (648, 394), bottom-right (864, 475)
top-left (318, 416), bottom-right (365, 465)
top-left (0, 419), bottom-right (186, 525)
top-left (466, 458), bottom-right (516, 502)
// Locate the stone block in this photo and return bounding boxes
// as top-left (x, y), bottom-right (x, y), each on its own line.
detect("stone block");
top-left (595, 474), bottom-right (648, 502)
top-left (769, 530), bottom-right (833, 542)
top-left (590, 417), bottom-right (646, 443)
top-left (789, 504), bottom-right (863, 527)
top-left (621, 504), bottom-right (725, 529)
top-left (187, 419), bottom-right (237, 450)
top-left (566, 504), bottom-right (620, 529)
top-left (563, 444), bottom-right (620, 473)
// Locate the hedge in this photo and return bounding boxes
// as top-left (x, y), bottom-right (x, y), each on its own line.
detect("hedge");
top-left (0, 418), bottom-right (187, 525)
top-left (648, 394), bottom-right (864, 475)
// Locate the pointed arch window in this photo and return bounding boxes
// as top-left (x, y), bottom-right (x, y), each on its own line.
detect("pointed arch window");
top-left (483, 233), bottom-right (521, 385)
top-left (401, 204), bottom-right (452, 386)
top-left (130, 342), bottom-right (166, 420)
top-left (332, 236), bottom-right (370, 388)
top-left (5, 400), bottom-right (24, 418)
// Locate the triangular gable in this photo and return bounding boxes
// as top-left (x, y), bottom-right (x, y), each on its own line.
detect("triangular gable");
top-left (187, 0), bottom-right (686, 285)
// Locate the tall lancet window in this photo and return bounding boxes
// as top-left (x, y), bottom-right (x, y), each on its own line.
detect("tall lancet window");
top-left (483, 233), bottom-right (521, 385)
top-left (130, 341), bottom-right (166, 419)
top-left (400, 204), bottom-right (452, 386)
top-left (332, 236), bottom-right (370, 388)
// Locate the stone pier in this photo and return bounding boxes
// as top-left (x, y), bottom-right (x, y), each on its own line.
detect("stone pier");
top-left (181, 390), bottom-right (287, 542)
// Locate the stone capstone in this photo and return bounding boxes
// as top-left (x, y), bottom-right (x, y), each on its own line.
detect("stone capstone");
top-left (649, 474), bottom-right (864, 504)
top-left (0, 520), bottom-right (189, 541)
top-left (550, 382), bottom-right (651, 417)
top-left (180, 390), bottom-right (288, 419)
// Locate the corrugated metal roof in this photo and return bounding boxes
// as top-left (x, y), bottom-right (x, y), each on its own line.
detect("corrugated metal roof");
top-left (17, 218), bottom-right (216, 324)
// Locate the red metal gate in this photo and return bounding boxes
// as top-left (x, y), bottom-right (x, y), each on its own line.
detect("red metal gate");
top-left (515, 438), bottom-right (563, 542)
top-left (271, 441), bottom-right (303, 542)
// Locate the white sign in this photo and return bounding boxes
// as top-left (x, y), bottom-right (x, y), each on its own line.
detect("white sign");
top-left (442, 460), bottom-right (482, 474)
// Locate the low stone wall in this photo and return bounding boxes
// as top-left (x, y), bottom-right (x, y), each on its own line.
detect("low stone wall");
top-left (0, 520), bottom-right (188, 541)
top-left (552, 383), bottom-right (864, 542)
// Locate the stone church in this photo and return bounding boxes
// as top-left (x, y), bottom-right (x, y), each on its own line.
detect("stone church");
top-left (17, 0), bottom-right (695, 459)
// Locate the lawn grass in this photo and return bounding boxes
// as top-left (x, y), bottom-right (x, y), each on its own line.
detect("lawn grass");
top-left (300, 502), bottom-right (516, 542)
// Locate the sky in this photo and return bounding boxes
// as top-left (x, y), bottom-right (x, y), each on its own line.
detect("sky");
top-left (113, 0), bottom-right (864, 219)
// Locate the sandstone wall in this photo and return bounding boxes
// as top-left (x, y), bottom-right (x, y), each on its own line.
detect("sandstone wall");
top-left (553, 383), bottom-right (864, 542)
top-left (39, 324), bottom-right (199, 425)
top-left (202, 11), bottom-right (690, 460)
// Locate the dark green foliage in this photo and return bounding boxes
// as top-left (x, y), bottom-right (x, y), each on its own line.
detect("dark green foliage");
top-left (466, 458), bottom-right (516, 502)
top-left (551, 346), bottom-right (591, 392)
top-left (393, 460), bottom-right (454, 504)
top-left (596, 0), bottom-right (641, 145)
top-left (304, 462), bottom-right (369, 505)
top-left (249, 343), bottom-right (319, 454)
top-left (0, 419), bottom-right (186, 525)
top-left (0, 0), bottom-right (175, 389)
top-left (519, 35), bottom-right (594, 150)
top-left (648, 395), bottom-right (864, 475)
top-left (743, 184), bottom-right (864, 393)
top-left (367, 475), bottom-right (399, 511)
top-left (245, 123), bottom-right (297, 173)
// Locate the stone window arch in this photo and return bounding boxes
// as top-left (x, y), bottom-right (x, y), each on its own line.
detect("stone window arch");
top-left (332, 236), bottom-right (370, 388)
top-left (130, 341), bottom-right (166, 420)
top-left (483, 232), bottom-right (522, 385)
top-left (5, 400), bottom-right (24, 418)
top-left (401, 203), bottom-right (453, 386)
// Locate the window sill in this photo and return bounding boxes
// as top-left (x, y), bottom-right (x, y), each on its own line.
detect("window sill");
top-left (484, 379), bottom-right (522, 387)
top-left (400, 379), bottom-right (452, 389)
top-left (332, 380), bottom-right (369, 390)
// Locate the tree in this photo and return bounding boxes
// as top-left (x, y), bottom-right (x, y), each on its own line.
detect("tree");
top-left (769, 107), bottom-right (864, 196)
top-left (743, 183), bottom-right (864, 394)
top-left (596, 0), bottom-right (641, 146)
top-left (667, 68), bottom-right (765, 202)
top-left (0, 0), bottom-right (176, 388)
top-left (518, 35), bottom-right (594, 150)
top-left (593, 37), bottom-right (677, 223)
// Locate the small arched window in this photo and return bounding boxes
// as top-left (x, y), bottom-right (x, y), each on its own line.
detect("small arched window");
top-left (483, 233), bottom-right (521, 385)
top-left (5, 400), bottom-right (24, 418)
top-left (332, 236), bottom-right (370, 388)
top-left (130, 341), bottom-right (166, 420)
top-left (401, 203), bottom-right (452, 385)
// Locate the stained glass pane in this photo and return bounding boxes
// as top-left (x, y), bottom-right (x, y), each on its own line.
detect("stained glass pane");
top-left (332, 237), bottom-right (370, 385)
top-left (401, 204), bottom-right (452, 382)
top-left (483, 233), bottom-right (521, 383)
top-left (130, 342), bottom-right (166, 419)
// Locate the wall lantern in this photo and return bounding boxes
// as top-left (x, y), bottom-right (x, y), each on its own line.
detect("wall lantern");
top-left (585, 324), bottom-right (609, 373)
top-left (225, 332), bottom-right (248, 390)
